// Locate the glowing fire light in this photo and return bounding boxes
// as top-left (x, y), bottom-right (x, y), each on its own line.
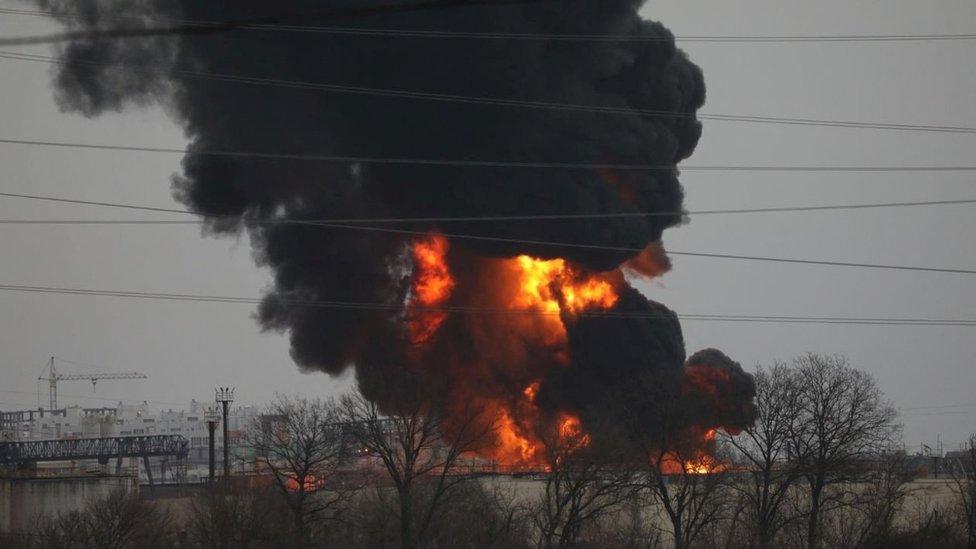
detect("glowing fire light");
top-left (495, 408), bottom-right (539, 464)
top-left (512, 255), bottom-right (618, 315)
top-left (408, 234), bottom-right (454, 344)
top-left (558, 414), bottom-right (591, 450)
top-left (406, 236), bottom-right (625, 467)
top-left (660, 428), bottom-right (726, 475)
top-left (480, 257), bottom-right (618, 465)
top-left (284, 473), bottom-right (324, 492)
top-left (683, 366), bottom-right (732, 399)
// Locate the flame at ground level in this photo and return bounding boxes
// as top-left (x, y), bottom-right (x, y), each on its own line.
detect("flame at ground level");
top-left (401, 234), bottom-right (746, 472)
top-left (660, 429), bottom-right (728, 475)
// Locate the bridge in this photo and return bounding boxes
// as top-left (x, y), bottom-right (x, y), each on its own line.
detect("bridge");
top-left (0, 435), bottom-right (188, 485)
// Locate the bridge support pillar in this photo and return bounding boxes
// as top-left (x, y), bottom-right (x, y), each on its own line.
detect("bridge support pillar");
top-left (142, 455), bottom-right (154, 489)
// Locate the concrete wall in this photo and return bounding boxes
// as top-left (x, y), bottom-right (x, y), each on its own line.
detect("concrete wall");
top-left (0, 475), bottom-right (137, 534)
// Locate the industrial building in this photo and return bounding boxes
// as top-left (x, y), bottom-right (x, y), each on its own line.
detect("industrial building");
top-left (1, 400), bottom-right (259, 483)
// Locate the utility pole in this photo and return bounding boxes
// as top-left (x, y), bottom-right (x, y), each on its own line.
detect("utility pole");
top-left (215, 387), bottom-right (235, 483)
top-left (47, 356), bottom-right (56, 412)
top-left (204, 406), bottom-right (221, 484)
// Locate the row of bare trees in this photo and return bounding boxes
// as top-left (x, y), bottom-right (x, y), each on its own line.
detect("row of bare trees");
top-left (727, 353), bottom-right (901, 549)
top-left (515, 353), bottom-right (968, 549)
top-left (10, 353), bottom-right (976, 548)
top-left (244, 390), bottom-right (498, 549)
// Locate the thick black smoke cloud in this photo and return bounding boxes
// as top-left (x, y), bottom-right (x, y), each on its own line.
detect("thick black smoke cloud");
top-left (39, 0), bottom-right (754, 447)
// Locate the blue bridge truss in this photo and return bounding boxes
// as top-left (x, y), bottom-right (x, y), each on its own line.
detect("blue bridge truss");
top-left (0, 435), bottom-right (188, 466)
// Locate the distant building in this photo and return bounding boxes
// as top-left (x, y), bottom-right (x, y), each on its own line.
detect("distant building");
top-left (0, 401), bottom-right (259, 482)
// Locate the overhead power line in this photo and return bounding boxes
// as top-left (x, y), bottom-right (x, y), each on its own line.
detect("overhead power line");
top-left (0, 282), bottom-right (973, 326)
top-left (0, 195), bottom-right (974, 224)
top-left (301, 222), bottom-right (976, 275)
top-left (2, 190), bottom-right (975, 275)
top-left (900, 409), bottom-right (976, 418)
top-left (2, 51), bottom-right (975, 134)
top-left (4, 7), bottom-right (976, 44)
top-left (0, 0), bottom-right (545, 46)
top-left (3, 137), bottom-right (976, 172)
top-left (900, 402), bottom-right (976, 411)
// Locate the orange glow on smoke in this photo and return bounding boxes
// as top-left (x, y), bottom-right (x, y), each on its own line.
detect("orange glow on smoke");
top-left (683, 366), bottom-right (732, 399)
top-left (474, 256), bottom-right (618, 466)
top-left (558, 414), bottom-right (591, 450)
top-left (477, 257), bottom-right (618, 465)
top-left (412, 235), bottom-right (453, 305)
top-left (660, 428), bottom-right (726, 475)
top-left (406, 236), bottom-right (622, 467)
top-left (408, 234), bottom-right (454, 344)
top-left (284, 473), bottom-right (324, 492)
top-left (495, 407), bottom-right (540, 464)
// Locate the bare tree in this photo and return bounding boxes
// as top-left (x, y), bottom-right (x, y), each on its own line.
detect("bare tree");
top-left (851, 451), bottom-right (916, 548)
top-left (249, 395), bottom-right (351, 547)
top-left (785, 354), bottom-right (899, 549)
top-left (424, 480), bottom-right (533, 548)
top-left (896, 492), bottom-right (961, 548)
top-left (339, 389), bottom-right (495, 549)
top-left (531, 420), bottom-right (636, 548)
top-left (810, 449), bottom-right (915, 549)
top-left (30, 508), bottom-right (90, 549)
top-left (29, 488), bottom-right (174, 549)
top-left (89, 489), bottom-right (174, 548)
top-left (724, 362), bottom-right (803, 549)
top-left (617, 372), bottom-right (733, 549)
top-left (187, 484), bottom-right (290, 548)
top-left (642, 433), bottom-right (732, 549)
top-left (950, 433), bottom-right (976, 548)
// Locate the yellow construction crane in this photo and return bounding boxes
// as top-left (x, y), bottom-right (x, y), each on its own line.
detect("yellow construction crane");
top-left (39, 356), bottom-right (147, 411)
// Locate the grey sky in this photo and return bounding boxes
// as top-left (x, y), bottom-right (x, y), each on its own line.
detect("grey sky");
top-left (0, 1), bottom-right (974, 450)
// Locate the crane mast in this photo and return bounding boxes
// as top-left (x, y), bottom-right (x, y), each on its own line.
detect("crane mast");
top-left (40, 356), bottom-right (148, 411)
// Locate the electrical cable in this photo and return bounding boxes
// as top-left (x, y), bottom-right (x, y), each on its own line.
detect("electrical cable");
top-left (3, 7), bottom-right (976, 44)
top-left (3, 51), bottom-right (975, 134)
top-left (0, 282), bottom-right (974, 325)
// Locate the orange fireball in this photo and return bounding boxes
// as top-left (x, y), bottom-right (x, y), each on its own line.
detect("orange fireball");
top-left (407, 234), bottom-right (454, 344)
top-left (511, 255), bottom-right (618, 315)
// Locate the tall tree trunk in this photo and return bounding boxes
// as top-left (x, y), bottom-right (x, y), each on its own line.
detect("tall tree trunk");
top-left (673, 527), bottom-right (684, 549)
top-left (807, 483), bottom-right (822, 549)
top-left (400, 489), bottom-right (414, 549)
top-left (293, 508), bottom-right (306, 548)
top-left (758, 524), bottom-right (772, 549)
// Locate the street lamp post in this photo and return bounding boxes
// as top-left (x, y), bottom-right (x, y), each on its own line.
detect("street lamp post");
top-left (204, 406), bottom-right (221, 484)
top-left (215, 387), bottom-right (235, 483)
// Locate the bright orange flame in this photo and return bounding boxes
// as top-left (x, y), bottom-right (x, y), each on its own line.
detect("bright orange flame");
top-left (284, 473), bottom-right (324, 492)
top-left (511, 256), bottom-right (617, 315)
top-left (412, 235), bottom-right (453, 305)
top-left (660, 428), bottom-right (726, 475)
top-left (406, 244), bottom-right (618, 467)
top-left (408, 234), bottom-right (454, 344)
top-left (474, 258), bottom-right (616, 466)
top-left (558, 414), bottom-right (591, 450)
top-left (495, 407), bottom-right (539, 464)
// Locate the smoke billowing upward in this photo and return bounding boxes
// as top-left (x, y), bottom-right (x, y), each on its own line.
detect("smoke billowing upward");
top-left (38, 0), bottom-right (754, 463)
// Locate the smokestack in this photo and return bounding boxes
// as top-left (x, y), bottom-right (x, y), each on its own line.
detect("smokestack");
top-left (38, 0), bottom-right (754, 462)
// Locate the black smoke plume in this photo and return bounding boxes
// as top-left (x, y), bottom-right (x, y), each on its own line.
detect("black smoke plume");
top-left (37, 0), bottom-right (754, 457)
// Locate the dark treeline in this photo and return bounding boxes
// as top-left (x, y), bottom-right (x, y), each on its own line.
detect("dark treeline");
top-left (3, 353), bottom-right (975, 549)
